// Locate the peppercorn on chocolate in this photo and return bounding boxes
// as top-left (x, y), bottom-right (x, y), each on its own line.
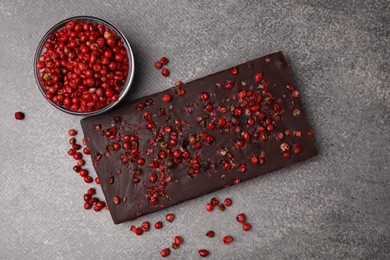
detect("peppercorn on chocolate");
top-left (81, 51), bottom-right (318, 224)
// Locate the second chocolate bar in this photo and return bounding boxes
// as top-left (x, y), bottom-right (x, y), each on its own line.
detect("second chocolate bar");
top-left (81, 51), bottom-right (318, 224)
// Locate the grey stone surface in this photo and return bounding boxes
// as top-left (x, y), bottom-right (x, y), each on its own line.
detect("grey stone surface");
top-left (0, 0), bottom-right (389, 259)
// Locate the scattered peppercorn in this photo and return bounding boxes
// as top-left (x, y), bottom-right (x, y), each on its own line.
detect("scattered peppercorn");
top-left (155, 61), bottom-right (163, 69)
top-left (223, 235), bottom-right (234, 245)
top-left (14, 112), bottom-right (25, 120)
top-left (206, 230), bottom-right (215, 238)
top-left (166, 213), bottom-right (175, 223)
top-left (198, 249), bottom-right (209, 257)
top-left (161, 68), bottom-right (170, 77)
top-left (160, 248), bottom-right (170, 257)
top-left (236, 213), bottom-right (246, 223)
top-left (160, 57), bottom-right (169, 65)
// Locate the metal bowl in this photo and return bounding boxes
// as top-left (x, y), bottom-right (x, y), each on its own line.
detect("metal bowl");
top-left (34, 16), bottom-right (135, 116)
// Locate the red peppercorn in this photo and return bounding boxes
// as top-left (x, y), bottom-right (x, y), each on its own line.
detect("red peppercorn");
top-left (207, 122), bottom-right (215, 130)
top-left (84, 202), bottom-right (92, 210)
top-left (239, 163), bottom-right (247, 173)
top-left (95, 177), bottom-right (101, 184)
top-left (96, 201), bottom-right (106, 209)
top-left (218, 203), bottom-right (226, 211)
top-left (160, 248), bottom-right (170, 257)
top-left (143, 111), bottom-right (152, 121)
top-left (81, 146), bottom-right (90, 154)
top-left (292, 90), bottom-right (299, 98)
top-left (206, 230), bottom-right (215, 237)
top-left (198, 249), bottom-right (209, 257)
top-left (154, 61), bottom-right (162, 69)
top-left (224, 198), bottom-right (232, 207)
top-left (204, 102), bottom-right (213, 112)
top-left (69, 138), bottom-right (76, 145)
top-left (83, 194), bottom-right (92, 202)
top-left (130, 225), bottom-right (136, 233)
top-left (90, 198), bottom-right (98, 205)
top-left (146, 121), bottom-right (155, 129)
top-left (112, 143), bottom-right (121, 151)
top-left (87, 188), bottom-right (96, 195)
top-left (72, 144), bottom-right (81, 150)
top-left (174, 236), bottom-right (183, 245)
top-left (161, 68), bottom-right (170, 77)
top-left (149, 160), bottom-right (159, 169)
top-left (169, 139), bottom-right (177, 147)
top-left (293, 145), bottom-right (301, 154)
top-left (259, 157), bottom-right (265, 165)
top-left (79, 169), bottom-right (88, 177)
top-left (114, 53), bottom-right (124, 62)
top-left (73, 165), bottom-right (81, 173)
top-left (175, 80), bottom-right (183, 87)
top-left (206, 135), bottom-right (214, 145)
top-left (218, 117), bottom-right (227, 127)
top-left (176, 87), bottom-right (185, 96)
top-left (223, 161), bottom-right (232, 170)
top-left (233, 178), bottom-right (241, 184)
top-left (206, 203), bottom-right (214, 212)
top-left (236, 213), bottom-right (246, 223)
top-left (155, 221), bottom-right (163, 229)
top-left (160, 57), bottom-right (169, 65)
top-left (230, 67), bottom-right (238, 75)
top-left (224, 82), bottom-right (233, 90)
top-left (162, 94), bottom-right (172, 103)
top-left (141, 221), bottom-right (150, 232)
top-left (149, 197), bottom-right (159, 205)
top-left (15, 112), bottom-right (25, 120)
top-left (93, 205), bottom-right (103, 212)
top-left (200, 92), bottom-right (209, 101)
top-left (77, 159), bottom-right (85, 166)
top-left (137, 158), bottom-right (145, 165)
top-left (210, 198), bottom-right (219, 206)
top-left (254, 72), bottom-right (263, 83)
top-left (251, 156), bottom-right (258, 164)
top-left (233, 107), bottom-right (243, 116)
top-left (113, 195), bottom-right (120, 205)
top-left (267, 124), bottom-right (274, 132)
top-left (73, 152), bottom-right (82, 160)
top-left (84, 176), bottom-right (93, 183)
top-left (280, 150), bottom-right (290, 158)
top-left (68, 129), bottom-right (77, 136)
top-left (67, 149), bottom-right (76, 156)
top-left (223, 235), bottom-right (234, 245)
top-left (173, 150), bottom-right (182, 158)
top-left (241, 131), bottom-right (250, 142)
top-left (134, 227), bottom-right (143, 236)
top-left (242, 223), bottom-right (251, 231)
top-left (166, 213), bottom-right (175, 223)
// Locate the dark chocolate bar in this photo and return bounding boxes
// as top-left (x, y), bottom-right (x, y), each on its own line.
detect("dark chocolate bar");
top-left (81, 51), bottom-right (318, 224)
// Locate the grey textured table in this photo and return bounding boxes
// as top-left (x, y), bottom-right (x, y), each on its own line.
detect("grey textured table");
top-left (0, 0), bottom-right (389, 259)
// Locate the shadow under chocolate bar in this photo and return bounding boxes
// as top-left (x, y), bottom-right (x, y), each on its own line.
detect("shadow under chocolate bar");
top-left (81, 51), bottom-right (318, 224)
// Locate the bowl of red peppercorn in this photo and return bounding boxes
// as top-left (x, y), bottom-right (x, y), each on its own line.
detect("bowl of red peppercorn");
top-left (34, 16), bottom-right (135, 116)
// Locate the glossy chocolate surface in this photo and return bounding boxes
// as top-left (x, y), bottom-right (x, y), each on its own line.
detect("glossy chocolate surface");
top-left (81, 51), bottom-right (318, 224)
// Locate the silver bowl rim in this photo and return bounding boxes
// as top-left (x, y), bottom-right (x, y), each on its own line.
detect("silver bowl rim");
top-left (33, 15), bottom-right (135, 116)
